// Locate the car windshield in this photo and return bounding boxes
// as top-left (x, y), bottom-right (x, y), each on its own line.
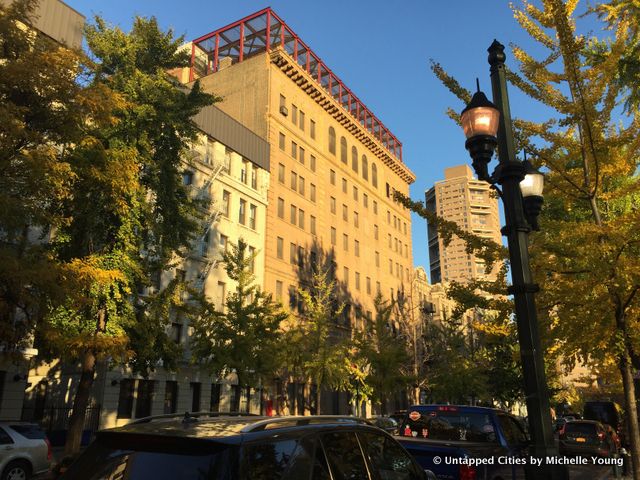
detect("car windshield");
top-left (61, 435), bottom-right (236, 480)
top-left (565, 423), bottom-right (597, 435)
top-left (402, 410), bottom-right (498, 443)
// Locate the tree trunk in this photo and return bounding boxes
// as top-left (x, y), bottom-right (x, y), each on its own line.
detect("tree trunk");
top-left (380, 393), bottom-right (388, 415)
top-left (315, 382), bottom-right (321, 415)
top-left (64, 348), bottom-right (96, 455)
top-left (620, 354), bottom-right (640, 480)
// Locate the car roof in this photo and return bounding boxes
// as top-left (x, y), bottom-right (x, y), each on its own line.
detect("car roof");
top-left (99, 414), bottom-right (375, 443)
top-left (408, 405), bottom-right (502, 414)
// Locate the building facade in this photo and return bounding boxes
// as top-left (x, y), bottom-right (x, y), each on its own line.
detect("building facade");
top-left (178, 7), bottom-right (415, 326)
top-left (425, 165), bottom-right (501, 284)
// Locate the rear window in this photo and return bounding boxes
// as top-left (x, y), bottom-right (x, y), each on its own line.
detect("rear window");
top-left (9, 424), bottom-right (45, 440)
top-left (61, 435), bottom-right (235, 480)
top-left (565, 423), bottom-right (598, 435)
top-left (402, 410), bottom-right (498, 443)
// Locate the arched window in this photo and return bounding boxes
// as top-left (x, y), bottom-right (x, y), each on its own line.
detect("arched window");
top-left (351, 146), bottom-right (358, 173)
top-left (362, 155), bottom-right (369, 181)
top-left (340, 137), bottom-right (347, 164)
top-left (328, 127), bottom-right (336, 155)
top-left (371, 162), bottom-right (378, 188)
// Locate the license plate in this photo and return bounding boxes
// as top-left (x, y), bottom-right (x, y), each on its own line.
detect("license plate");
top-left (576, 437), bottom-right (586, 443)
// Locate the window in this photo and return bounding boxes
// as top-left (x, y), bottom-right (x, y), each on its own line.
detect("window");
top-left (388, 234), bottom-right (392, 248)
top-left (201, 232), bottom-right (210, 257)
top-left (328, 126), bottom-right (336, 154)
top-left (222, 190), bottom-right (230, 217)
top-left (291, 141), bottom-right (298, 160)
top-left (343, 234), bottom-right (349, 251)
top-left (290, 243), bottom-right (297, 264)
top-left (362, 155), bottom-right (369, 180)
top-left (219, 234), bottom-right (228, 252)
top-left (239, 199), bottom-right (246, 225)
top-left (353, 186), bottom-right (358, 201)
top-left (277, 197), bottom-right (284, 218)
top-left (310, 119), bottom-right (316, 139)
top-left (298, 209), bottom-right (305, 229)
top-left (163, 381), bottom-right (178, 414)
top-left (280, 94), bottom-right (286, 110)
top-left (241, 160), bottom-right (249, 184)
top-left (355, 272), bottom-right (361, 290)
top-left (371, 162), bottom-right (378, 188)
top-left (210, 383), bottom-right (221, 412)
top-left (310, 215), bottom-right (316, 235)
top-left (331, 227), bottom-right (337, 245)
top-left (310, 154), bottom-right (316, 172)
top-left (340, 137), bottom-right (348, 164)
top-left (299, 110), bottom-right (305, 130)
top-left (404, 222), bottom-right (408, 235)
top-left (330, 197), bottom-right (336, 214)
top-left (330, 169), bottom-right (336, 185)
top-left (343, 267), bottom-right (349, 285)
top-left (117, 379), bottom-right (134, 419)
top-left (278, 163), bottom-right (285, 184)
top-left (310, 183), bottom-right (316, 202)
top-left (342, 178), bottom-right (347, 193)
top-left (292, 104), bottom-right (298, 124)
top-left (290, 171), bottom-right (297, 191)
top-left (299, 176), bottom-right (305, 196)
top-left (342, 204), bottom-right (348, 222)
top-left (354, 240), bottom-right (360, 257)
top-left (320, 432), bottom-right (368, 479)
top-left (376, 281), bottom-right (381, 293)
top-left (275, 281), bottom-right (283, 301)
top-left (279, 132), bottom-right (285, 150)
top-left (249, 204), bottom-right (257, 229)
top-left (190, 382), bottom-right (201, 413)
top-left (375, 251), bottom-right (380, 267)
top-left (135, 380), bottom-right (154, 418)
top-left (363, 193), bottom-right (369, 208)
top-left (182, 170), bottom-right (193, 185)
top-left (373, 200), bottom-right (378, 214)
top-left (297, 246), bottom-right (305, 268)
top-left (354, 211), bottom-right (359, 228)
top-left (170, 322), bottom-right (182, 343)
top-left (386, 182), bottom-right (391, 198)
top-left (366, 277), bottom-right (371, 294)
top-left (217, 281), bottom-right (226, 310)
top-left (387, 210), bottom-right (391, 224)
top-left (290, 205), bottom-right (297, 224)
top-left (360, 432), bottom-right (422, 478)
top-left (251, 166), bottom-right (257, 189)
top-left (277, 237), bottom-right (284, 259)
top-left (374, 224), bottom-right (379, 240)
top-left (351, 146), bottom-right (358, 172)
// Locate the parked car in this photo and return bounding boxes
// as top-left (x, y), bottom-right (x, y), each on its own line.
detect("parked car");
top-left (366, 415), bottom-right (399, 434)
top-left (559, 420), bottom-right (616, 458)
top-left (0, 423), bottom-right (51, 480)
top-left (59, 413), bottom-right (429, 479)
top-left (397, 405), bottom-right (533, 480)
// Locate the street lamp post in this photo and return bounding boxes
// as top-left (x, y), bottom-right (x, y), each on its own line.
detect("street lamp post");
top-left (461, 40), bottom-right (564, 480)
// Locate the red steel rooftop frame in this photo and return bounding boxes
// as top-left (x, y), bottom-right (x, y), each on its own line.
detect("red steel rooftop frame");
top-left (189, 7), bottom-right (403, 162)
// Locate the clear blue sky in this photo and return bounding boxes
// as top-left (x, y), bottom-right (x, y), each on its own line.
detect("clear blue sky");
top-left (64, 0), bottom-right (600, 280)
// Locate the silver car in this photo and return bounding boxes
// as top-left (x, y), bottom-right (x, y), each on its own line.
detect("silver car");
top-left (0, 423), bottom-right (51, 480)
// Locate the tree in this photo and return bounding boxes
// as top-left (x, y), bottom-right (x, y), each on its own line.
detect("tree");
top-left (0, 0), bottom-right (114, 352)
top-left (36, 15), bottom-right (216, 454)
top-left (355, 294), bottom-right (411, 415)
top-left (420, 1), bottom-right (640, 476)
top-left (190, 240), bottom-right (288, 396)
top-left (285, 267), bottom-right (348, 414)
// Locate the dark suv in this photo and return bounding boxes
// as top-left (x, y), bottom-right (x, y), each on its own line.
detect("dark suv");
top-left (60, 413), bottom-right (428, 479)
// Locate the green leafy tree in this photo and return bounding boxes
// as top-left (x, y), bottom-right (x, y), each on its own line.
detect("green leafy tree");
top-left (37, 15), bottom-right (216, 454)
top-left (419, 1), bottom-right (640, 475)
top-left (285, 268), bottom-right (348, 414)
top-left (190, 240), bottom-right (288, 395)
top-left (355, 294), bottom-right (411, 414)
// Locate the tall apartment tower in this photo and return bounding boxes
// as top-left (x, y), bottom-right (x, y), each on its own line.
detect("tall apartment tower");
top-left (176, 8), bottom-right (416, 327)
top-left (425, 165), bottom-right (501, 283)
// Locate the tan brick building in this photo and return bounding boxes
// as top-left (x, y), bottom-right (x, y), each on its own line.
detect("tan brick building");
top-left (425, 165), bottom-right (501, 283)
top-left (176, 8), bottom-right (416, 329)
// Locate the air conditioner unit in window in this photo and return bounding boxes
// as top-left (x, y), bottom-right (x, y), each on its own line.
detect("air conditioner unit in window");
top-left (279, 106), bottom-right (288, 116)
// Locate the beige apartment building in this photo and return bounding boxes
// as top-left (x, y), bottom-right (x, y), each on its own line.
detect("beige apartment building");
top-left (426, 165), bottom-right (501, 284)
top-left (176, 8), bottom-right (416, 331)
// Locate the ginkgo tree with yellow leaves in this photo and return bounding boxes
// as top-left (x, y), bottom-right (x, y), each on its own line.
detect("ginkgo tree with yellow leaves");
top-left (421, 0), bottom-right (640, 477)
